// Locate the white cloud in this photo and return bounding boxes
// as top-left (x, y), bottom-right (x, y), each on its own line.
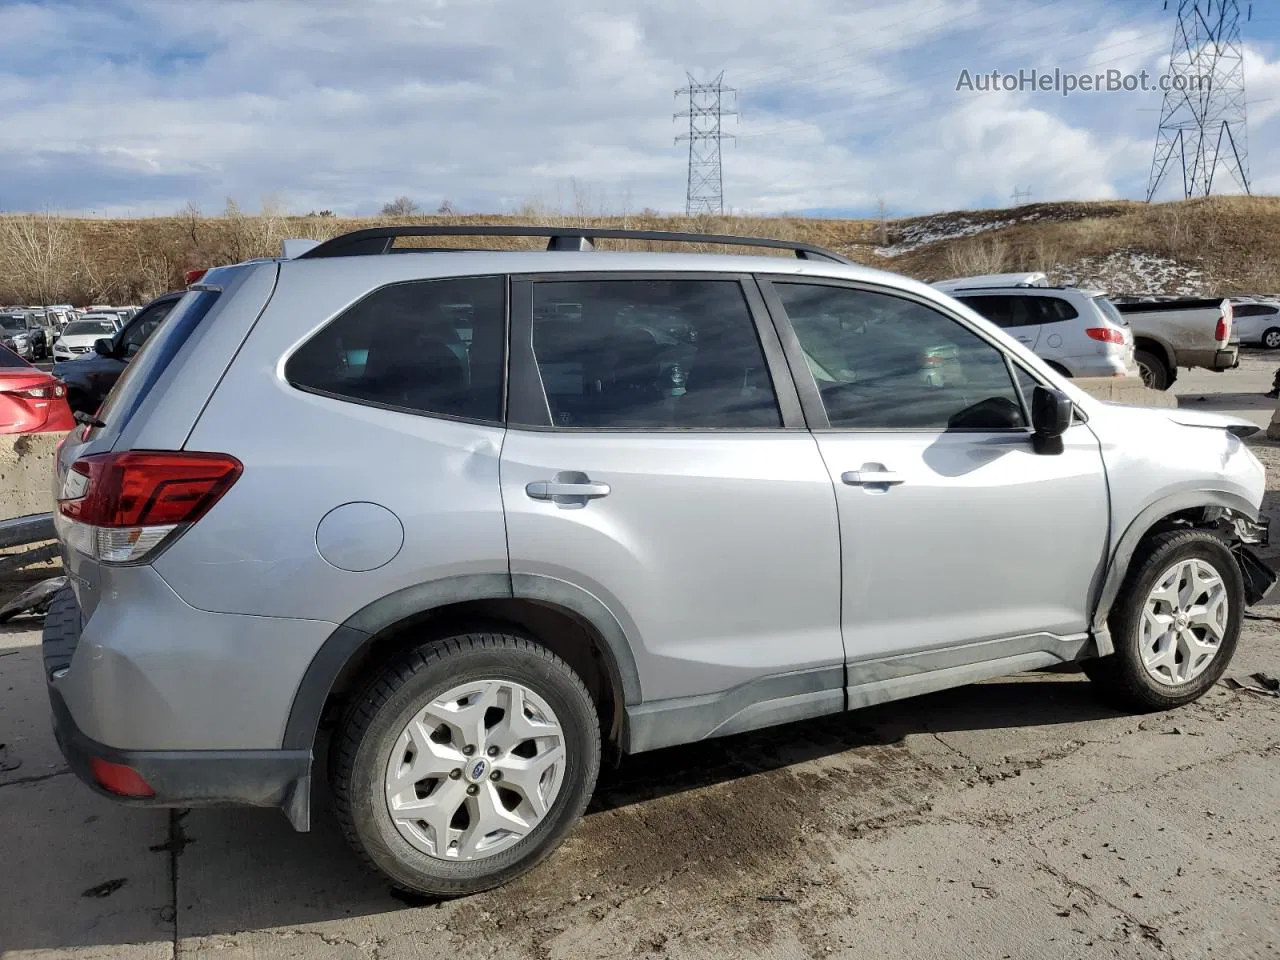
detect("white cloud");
top-left (0, 0), bottom-right (1276, 216)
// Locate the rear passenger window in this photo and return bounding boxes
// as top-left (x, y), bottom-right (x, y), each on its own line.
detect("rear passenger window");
top-left (530, 279), bottom-right (781, 429)
top-left (1035, 296), bottom-right (1078, 322)
top-left (286, 276), bottom-right (505, 422)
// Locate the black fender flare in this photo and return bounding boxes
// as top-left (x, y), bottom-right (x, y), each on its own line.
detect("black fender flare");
top-left (281, 572), bottom-right (643, 751)
top-left (1089, 489), bottom-right (1258, 653)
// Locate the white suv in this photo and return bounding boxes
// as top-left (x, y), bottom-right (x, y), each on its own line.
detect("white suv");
top-left (933, 273), bottom-right (1136, 379)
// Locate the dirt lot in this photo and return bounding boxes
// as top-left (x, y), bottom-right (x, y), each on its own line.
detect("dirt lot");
top-left (4, 365), bottom-right (1280, 960)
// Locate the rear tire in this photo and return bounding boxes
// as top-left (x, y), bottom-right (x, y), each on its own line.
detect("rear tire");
top-left (1263, 327), bottom-right (1280, 350)
top-left (330, 632), bottom-right (601, 898)
top-left (1083, 530), bottom-right (1242, 711)
top-left (1134, 349), bottom-right (1173, 391)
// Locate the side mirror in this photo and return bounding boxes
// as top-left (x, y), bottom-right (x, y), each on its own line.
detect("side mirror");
top-left (1031, 385), bottom-right (1073, 455)
top-left (94, 338), bottom-right (114, 357)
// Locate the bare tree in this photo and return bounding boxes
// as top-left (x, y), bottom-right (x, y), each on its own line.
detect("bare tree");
top-left (944, 237), bottom-right (1010, 277)
top-left (381, 196), bottom-right (420, 217)
top-left (0, 211), bottom-right (83, 304)
top-left (436, 199), bottom-right (457, 216)
top-left (875, 196), bottom-right (891, 246)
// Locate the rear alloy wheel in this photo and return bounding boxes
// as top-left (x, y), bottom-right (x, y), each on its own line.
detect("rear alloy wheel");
top-left (1263, 327), bottom-right (1280, 350)
top-left (1084, 530), bottom-right (1242, 710)
top-left (1133, 349), bottom-right (1171, 391)
top-left (331, 632), bottom-right (600, 897)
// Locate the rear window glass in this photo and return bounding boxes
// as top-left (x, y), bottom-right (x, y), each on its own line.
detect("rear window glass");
top-left (1093, 296), bottom-right (1127, 325)
top-left (92, 289), bottom-right (221, 435)
top-left (285, 276), bottom-right (506, 423)
top-left (0, 345), bottom-right (30, 368)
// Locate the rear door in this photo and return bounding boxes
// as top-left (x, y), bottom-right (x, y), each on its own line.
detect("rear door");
top-left (759, 277), bottom-right (1109, 689)
top-left (955, 294), bottom-right (1043, 350)
top-left (499, 273), bottom-right (844, 727)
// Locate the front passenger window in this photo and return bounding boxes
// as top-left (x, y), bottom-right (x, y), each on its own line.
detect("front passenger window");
top-left (773, 282), bottom-right (1026, 431)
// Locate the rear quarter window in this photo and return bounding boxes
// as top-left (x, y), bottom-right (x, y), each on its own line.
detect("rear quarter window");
top-left (92, 289), bottom-right (221, 435)
top-left (284, 275), bottom-right (506, 423)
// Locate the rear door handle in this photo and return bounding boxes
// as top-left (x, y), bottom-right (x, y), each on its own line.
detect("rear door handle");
top-left (526, 481), bottom-right (611, 501)
top-left (842, 470), bottom-right (904, 487)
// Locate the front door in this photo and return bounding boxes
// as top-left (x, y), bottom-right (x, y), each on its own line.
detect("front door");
top-left (500, 274), bottom-right (844, 741)
top-left (761, 278), bottom-right (1110, 683)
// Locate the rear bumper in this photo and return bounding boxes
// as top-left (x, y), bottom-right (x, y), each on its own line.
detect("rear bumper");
top-left (49, 684), bottom-right (312, 829)
top-left (43, 584), bottom-right (314, 830)
top-left (1213, 347), bottom-right (1240, 370)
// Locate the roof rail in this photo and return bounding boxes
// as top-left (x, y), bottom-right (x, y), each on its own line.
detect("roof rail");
top-left (295, 225), bottom-right (855, 264)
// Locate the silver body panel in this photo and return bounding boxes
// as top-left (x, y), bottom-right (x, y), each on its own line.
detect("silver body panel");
top-left (47, 248), bottom-right (1268, 773)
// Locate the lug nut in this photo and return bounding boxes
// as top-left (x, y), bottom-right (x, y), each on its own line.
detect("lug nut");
top-left (466, 784), bottom-right (479, 796)
top-left (462, 745), bottom-right (475, 756)
top-left (487, 746), bottom-right (499, 757)
top-left (449, 769), bottom-right (461, 780)
top-left (490, 770), bottom-right (502, 781)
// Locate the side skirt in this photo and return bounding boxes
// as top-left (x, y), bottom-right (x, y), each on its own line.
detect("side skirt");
top-left (623, 632), bottom-right (1091, 754)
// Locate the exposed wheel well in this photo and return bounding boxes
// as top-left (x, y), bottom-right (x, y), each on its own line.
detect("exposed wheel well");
top-left (1043, 360), bottom-right (1072, 378)
top-left (1132, 337), bottom-right (1174, 372)
top-left (316, 598), bottom-right (625, 755)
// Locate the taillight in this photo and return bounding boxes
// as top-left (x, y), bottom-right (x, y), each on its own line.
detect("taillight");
top-left (1216, 313), bottom-right (1230, 342)
top-left (1085, 327), bottom-right (1126, 344)
top-left (56, 451), bottom-right (241, 563)
top-left (184, 268), bottom-right (208, 285)
top-left (3, 382), bottom-right (65, 400)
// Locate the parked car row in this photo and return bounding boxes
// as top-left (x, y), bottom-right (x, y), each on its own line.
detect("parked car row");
top-left (934, 273), bottom-right (1239, 390)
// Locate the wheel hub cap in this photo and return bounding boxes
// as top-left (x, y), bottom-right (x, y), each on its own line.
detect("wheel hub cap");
top-left (383, 679), bottom-right (567, 862)
top-left (1139, 558), bottom-right (1229, 687)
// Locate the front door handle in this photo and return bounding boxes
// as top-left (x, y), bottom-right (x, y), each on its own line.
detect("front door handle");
top-left (526, 481), bottom-right (611, 500)
top-left (842, 469), bottom-right (904, 487)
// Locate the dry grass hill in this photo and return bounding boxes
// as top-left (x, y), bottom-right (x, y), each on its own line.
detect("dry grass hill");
top-left (1, 195), bottom-right (1278, 306)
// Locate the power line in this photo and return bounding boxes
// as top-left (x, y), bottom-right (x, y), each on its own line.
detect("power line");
top-left (674, 72), bottom-right (737, 215)
top-left (1146, 0), bottom-right (1252, 200)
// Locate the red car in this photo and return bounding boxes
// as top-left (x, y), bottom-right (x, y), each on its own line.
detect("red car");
top-left (0, 345), bottom-right (74, 434)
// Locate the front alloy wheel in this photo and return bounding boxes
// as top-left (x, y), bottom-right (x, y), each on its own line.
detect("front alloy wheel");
top-left (1084, 529), bottom-right (1242, 710)
top-left (1138, 558), bottom-right (1229, 686)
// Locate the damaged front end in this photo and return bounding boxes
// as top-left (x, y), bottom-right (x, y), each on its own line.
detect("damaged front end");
top-left (1208, 508), bottom-right (1279, 606)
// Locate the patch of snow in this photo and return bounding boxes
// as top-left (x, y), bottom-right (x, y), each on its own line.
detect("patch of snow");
top-left (875, 211), bottom-right (1042, 257)
top-left (1053, 250), bottom-right (1205, 297)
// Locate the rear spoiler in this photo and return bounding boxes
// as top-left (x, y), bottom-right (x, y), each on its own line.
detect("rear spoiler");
top-left (1112, 298), bottom-right (1228, 313)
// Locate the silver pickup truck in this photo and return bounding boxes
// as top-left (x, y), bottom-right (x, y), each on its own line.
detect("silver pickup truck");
top-left (1110, 296), bottom-right (1239, 390)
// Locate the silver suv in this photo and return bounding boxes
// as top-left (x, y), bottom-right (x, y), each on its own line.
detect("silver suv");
top-left (44, 226), bottom-right (1276, 897)
top-left (932, 273), bottom-right (1136, 379)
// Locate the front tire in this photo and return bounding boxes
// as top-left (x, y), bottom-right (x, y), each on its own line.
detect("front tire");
top-left (1084, 530), bottom-right (1242, 711)
top-left (330, 632), bottom-right (601, 898)
top-left (1263, 327), bottom-right (1280, 350)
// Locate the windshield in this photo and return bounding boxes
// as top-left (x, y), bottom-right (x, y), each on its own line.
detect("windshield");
top-left (63, 319), bottom-right (116, 336)
top-left (0, 316), bottom-right (26, 332)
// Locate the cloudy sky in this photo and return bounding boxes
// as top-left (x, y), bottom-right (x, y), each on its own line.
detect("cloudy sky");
top-left (2, 0), bottom-right (1279, 218)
